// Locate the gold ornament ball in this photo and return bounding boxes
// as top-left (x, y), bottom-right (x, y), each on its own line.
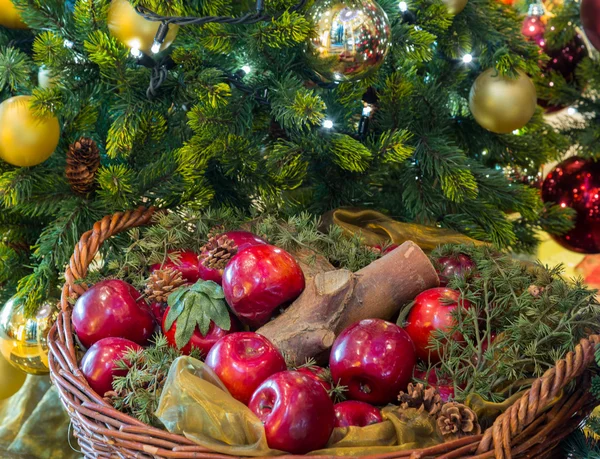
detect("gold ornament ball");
top-left (0, 96), bottom-right (60, 167)
top-left (469, 69), bottom-right (537, 134)
top-left (443, 0), bottom-right (468, 15)
top-left (108, 0), bottom-right (179, 55)
top-left (306, 0), bottom-right (392, 82)
top-left (0, 351), bottom-right (26, 400)
top-left (0, 0), bottom-right (28, 29)
top-left (0, 297), bottom-right (56, 375)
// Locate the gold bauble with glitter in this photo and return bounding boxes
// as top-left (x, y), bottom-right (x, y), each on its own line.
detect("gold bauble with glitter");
top-left (0, 96), bottom-right (60, 167)
top-left (0, 0), bottom-right (28, 29)
top-left (469, 68), bottom-right (537, 134)
top-left (0, 297), bottom-right (57, 375)
top-left (0, 351), bottom-right (26, 400)
top-left (443, 0), bottom-right (468, 15)
top-left (108, 0), bottom-right (179, 54)
top-left (306, 0), bottom-right (392, 82)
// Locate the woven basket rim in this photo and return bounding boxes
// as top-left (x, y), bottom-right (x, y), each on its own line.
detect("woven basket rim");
top-left (47, 206), bottom-right (600, 459)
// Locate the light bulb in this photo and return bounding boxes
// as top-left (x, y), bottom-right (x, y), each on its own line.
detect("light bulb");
top-left (323, 119), bottom-right (334, 129)
top-left (462, 53), bottom-right (473, 63)
top-left (130, 47), bottom-right (143, 58)
top-left (399, 1), bottom-right (408, 11)
top-left (242, 65), bottom-right (252, 74)
top-left (362, 105), bottom-right (373, 116)
top-left (151, 41), bottom-right (161, 54)
top-left (63, 39), bottom-right (74, 49)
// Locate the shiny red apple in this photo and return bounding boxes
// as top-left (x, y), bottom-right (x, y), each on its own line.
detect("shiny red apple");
top-left (205, 332), bottom-right (287, 405)
top-left (162, 307), bottom-right (241, 356)
top-left (222, 245), bottom-right (305, 328)
top-left (436, 254), bottom-right (475, 286)
top-left (330, 319), bottom-right (416, 405)
top-left (150, 250), bottom-right (202, 283)
top-left (296, 366), bottom-right (332, 392)
top-left (333, 400), bottom-right (383, 428)
top-left (249, 370), bottom-right (335, 454)
top-left (72, 279), bottom-right (155, 348)
top-left (197, 231), bottom-right (268, 285)
top-left (413, 369), bottom-right (455, 402)
top-left (404, 287), bottom-right (472, 363)
top-left (80, 337), bottom-right (142, 397)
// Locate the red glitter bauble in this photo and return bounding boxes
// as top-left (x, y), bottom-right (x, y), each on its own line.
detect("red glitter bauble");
top-left (541, 157), bottom-right (600, 254)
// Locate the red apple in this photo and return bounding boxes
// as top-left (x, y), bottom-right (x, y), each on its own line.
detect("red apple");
top-left (162, 307), bottom-right (241, 356)
top-left (72, 279), bottom-right (155, 348)
top-left (249, 371), bottom-right (334, 454)
top-left (296, 366), bottom-right (332, 392)
top-left (330, 319), bottom-right (416, 405)
top-left (333, 401), bottom-right (382, 428)
top-left (150, 301), bottom-right (166, 323)
top-left (436, 254), bottom-right (475, 286)
top-left (150, 250), bottom-right (201, 283)
top-left (197, 231), bottom-right (268, 285)
top-left (205, 332), bottom-right (287, 405)
top-left (413, 369), bottom-right (455, 402)
top-left (404, 287), bottom-right (472, 363)
top-left (222, 245), bottom-right (305, 328)
top-left (80, 337), bottom-right (142, 397)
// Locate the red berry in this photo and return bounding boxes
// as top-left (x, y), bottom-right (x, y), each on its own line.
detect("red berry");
top-left (330, 319), bottom-right (416, 405)
top-left (223, 245), bottom-right (305, 328)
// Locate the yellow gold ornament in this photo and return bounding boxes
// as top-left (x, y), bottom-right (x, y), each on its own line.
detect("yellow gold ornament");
top-left (0, 0), bottom-right (28, 29)
top-left (0, 297), bottom-right (57, 375)
top-left (0, 96), bottom-right (60, 167)
top-left (306, 0), bottom-right (392, 82)
top-left (0, 351), bottom-right (26, 400)
top-left (443, 0), bottom-right (468, 15)
top-left (469, 68), bottom-right (537, 134)
top-left (108, 0), bottom-right (179, 55)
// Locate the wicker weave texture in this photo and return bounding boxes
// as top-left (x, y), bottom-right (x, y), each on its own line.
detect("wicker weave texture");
top-left (47, 207), bottom-right (600, 459)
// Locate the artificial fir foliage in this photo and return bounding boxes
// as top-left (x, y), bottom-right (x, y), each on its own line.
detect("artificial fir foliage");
top-left (0, 0), bottom-right (577, 313)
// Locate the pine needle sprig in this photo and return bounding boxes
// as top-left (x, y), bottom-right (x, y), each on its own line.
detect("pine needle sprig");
top-left (109, 334), bottom-right (201, 427)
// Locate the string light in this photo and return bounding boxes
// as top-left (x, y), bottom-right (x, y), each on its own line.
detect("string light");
top-left (399, 1), bottom-right (408, 11)
top-left (462, 53), bottom-right (473, 64)
top-left (323, 119), bottom-right (334, 129)
top-left (567, 107), bottom-right (577, 115)
top-left (151, 22), bottom-right (171, 54)
top-left (242, 65), bottom-right (252, 74)
top-left (130, 47), bottom-right (143, 58)
top-left (362, 105), bottom-right (373, 116)
top-left (63, 39), bottom-right (74, 48)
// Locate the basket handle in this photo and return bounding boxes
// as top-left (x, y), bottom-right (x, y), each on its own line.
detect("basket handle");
top-left (474, 333), bottom-right (600, 459)
top-left (62, 206), bottom-right (157, 303)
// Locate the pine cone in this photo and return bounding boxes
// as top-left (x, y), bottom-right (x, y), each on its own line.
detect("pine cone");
top-left (436, 402), bottom-right (481, 439)
top-left (201, 235), bottom-right (238, 271)
top-left (145, 268), bottom-right (185, 304)
top-left (398, 383), bottom-right (443, 416)
top-left (66, 137), bottom-right (101, 195)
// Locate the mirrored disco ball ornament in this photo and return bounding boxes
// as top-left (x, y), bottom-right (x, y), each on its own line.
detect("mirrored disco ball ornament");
top-left (306, 0), bottom-right (392, 82)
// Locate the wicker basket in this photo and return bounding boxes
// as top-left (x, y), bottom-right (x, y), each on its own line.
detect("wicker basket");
top-left (48, 207), bottom-right (600, 459)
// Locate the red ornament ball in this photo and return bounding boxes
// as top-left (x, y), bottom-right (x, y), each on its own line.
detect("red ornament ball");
top-left (582, 0), bottom-right (600, 51)
top-left (542, 157), bottom-right (600, 253)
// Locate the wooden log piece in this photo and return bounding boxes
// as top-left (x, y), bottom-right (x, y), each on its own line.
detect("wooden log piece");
top-left (257, 241), bottom-right (439, 365)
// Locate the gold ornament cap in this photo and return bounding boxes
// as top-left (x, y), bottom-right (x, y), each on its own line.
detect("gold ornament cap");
top-left (469, 68), bottom-right (537, 134)
top-left (0, 95), bottom-right (61, 167)
top-left (306, 0), bottom-right (392, 82)
top-left (108, 0), bottom-right (179, 54)
top-left (0, 297), bottom-right (56, 375)
top-left (0, 0), bottom-right (28, 29)
top-left (443, 0), bottom-right (468, 15)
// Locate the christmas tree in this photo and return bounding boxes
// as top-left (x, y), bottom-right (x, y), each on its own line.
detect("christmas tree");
top-left (0, 0), bottom-right (576, 313)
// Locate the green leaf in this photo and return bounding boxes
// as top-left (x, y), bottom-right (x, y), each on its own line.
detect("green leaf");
top-left (166, 279), bottom-right (232, 350)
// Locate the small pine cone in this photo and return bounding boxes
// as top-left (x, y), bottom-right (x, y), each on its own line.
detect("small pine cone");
top-left (66, 137), bottom-right (101, 195)
top-left (527, 285), bottom-right (544, 297)
top-left (145, 268), bottom-right (185, 304)
top-left (436, 402), bottom-right (481, 439)
top-left (398, 383), bottom-right (443, 416)
top-left (201, 235), bottom-right (238, 271)
top-left (206, 225), bottom-right (225, 240)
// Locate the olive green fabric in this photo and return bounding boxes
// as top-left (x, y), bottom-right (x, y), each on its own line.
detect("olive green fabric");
top-left (156, 356), bottom-right (443, 457)
top-left (0, 376), bottom-right (80, 459)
